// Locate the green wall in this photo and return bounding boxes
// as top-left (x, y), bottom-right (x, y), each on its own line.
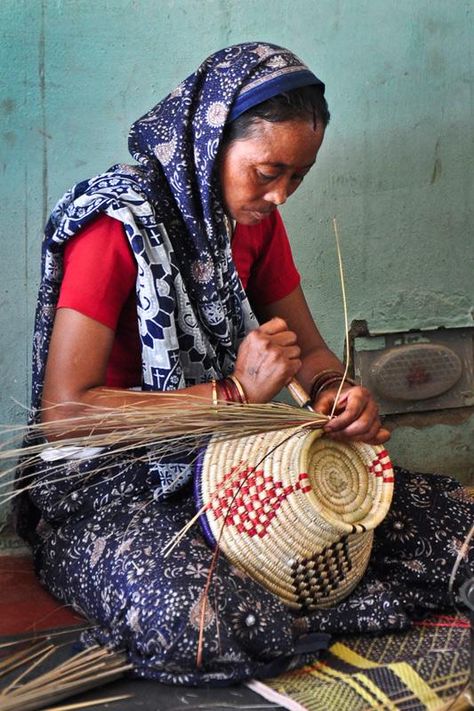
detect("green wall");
top-left (1, 0), bottom-right (473, 520)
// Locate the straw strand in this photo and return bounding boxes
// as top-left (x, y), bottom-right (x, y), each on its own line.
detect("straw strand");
top-left (0, 643), bottom-right (131, 711)
top-left (330, 217), bottom-right (352, 419)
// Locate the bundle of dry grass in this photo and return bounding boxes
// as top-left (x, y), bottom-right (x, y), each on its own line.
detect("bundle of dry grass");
top-left (0, 397), bottom-right (329, 506)
top-left (0, 640), bottom-right (131, 710)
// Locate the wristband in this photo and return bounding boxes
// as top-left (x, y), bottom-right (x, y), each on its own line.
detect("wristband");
top-left (216, 376), bottom-right (247, 404)
top-left (226, 375), bottom-right (248, 404)
top-left (211, 378), bottom-right (218, 407)
top-left (309, 370), bottom-right (357, 402)
top-left (216, 378), bottom-right (232, 403)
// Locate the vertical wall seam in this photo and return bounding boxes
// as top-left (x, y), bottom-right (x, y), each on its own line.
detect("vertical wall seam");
top-left (39, 0), bottom-right (47, 228)
top-left (24, 0), bottom-right (30, 410)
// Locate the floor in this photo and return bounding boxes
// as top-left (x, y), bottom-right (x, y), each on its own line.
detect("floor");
top-left (0, 528), bottom-right (285, 710)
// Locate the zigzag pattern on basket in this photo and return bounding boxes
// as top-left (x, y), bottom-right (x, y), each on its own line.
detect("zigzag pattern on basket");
top-left (194, 428), bottom-right (394, 610)
top-left (210, 468), bottom-right (311, 538)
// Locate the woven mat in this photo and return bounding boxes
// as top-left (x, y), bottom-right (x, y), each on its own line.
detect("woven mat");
top-left (248, 614), bottom-right (471, 711)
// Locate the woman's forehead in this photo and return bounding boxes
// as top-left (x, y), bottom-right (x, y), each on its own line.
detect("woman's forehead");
top-left (230, 119), bottom-right (325, 166)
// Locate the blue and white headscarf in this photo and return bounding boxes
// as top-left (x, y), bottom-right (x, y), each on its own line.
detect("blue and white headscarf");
top-left (31, 42), bottom-right (324, 413)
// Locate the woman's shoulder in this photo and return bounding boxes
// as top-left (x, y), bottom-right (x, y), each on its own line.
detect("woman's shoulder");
top-left (62, 213), bottom-right (134, 271)
top-left (46, 164), bottom-right (156, 241)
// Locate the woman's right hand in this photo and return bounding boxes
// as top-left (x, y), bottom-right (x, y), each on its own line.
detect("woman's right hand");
top-left (233, 317), bottom-right (301, 403)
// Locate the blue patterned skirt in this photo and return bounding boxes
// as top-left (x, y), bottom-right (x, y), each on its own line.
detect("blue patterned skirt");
top-left (22, 448), bottom-right (474, 686)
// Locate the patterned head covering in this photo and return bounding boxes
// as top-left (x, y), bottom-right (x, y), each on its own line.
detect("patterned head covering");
top-left (31, 42), bottom-right (324, 411)
top-left (128, 41), bottom-right (324, 269)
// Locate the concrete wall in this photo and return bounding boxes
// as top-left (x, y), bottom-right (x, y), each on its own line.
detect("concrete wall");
top-left (1, 0), bottom-right (473, 521)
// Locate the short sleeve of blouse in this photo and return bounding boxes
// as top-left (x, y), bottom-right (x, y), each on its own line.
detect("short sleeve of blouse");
top-left (232, 210), bottom-right (301, 306)
top-left (57, 214), bottom-right (137, 330)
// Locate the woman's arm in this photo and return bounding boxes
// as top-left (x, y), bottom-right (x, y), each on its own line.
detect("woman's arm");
top-left (40, 308), bottom-right (218, 434)
top-left (256, 285), bottom-right (390, 444)
top-left (41, 307), bottom-right (302, 436)
top-left (255, 285), bottom-right (343, 392)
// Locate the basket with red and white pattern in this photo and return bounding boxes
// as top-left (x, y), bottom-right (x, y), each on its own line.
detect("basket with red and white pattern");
top-left (194, 427), bottom-right (394, 610)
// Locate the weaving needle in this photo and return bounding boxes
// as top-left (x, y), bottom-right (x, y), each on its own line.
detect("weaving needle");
top-left (287, 379), bottom-right (315, 411)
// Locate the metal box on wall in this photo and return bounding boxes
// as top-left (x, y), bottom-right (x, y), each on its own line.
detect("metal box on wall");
top-left (353, 327), bottom-right (474, 416)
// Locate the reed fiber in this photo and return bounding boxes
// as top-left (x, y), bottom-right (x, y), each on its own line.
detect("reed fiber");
top-left (0, 397), bottom-right (329, 506)
top-left (0, 641), bottom-right (131, 711)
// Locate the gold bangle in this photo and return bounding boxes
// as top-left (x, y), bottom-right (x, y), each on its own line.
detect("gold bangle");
top-left (227, 374), bottom-right (248, 404)
top-left (211, 378), bottom-right (218, 407)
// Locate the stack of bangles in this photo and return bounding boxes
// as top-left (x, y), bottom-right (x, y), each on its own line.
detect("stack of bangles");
top-left (211, 375), bottom-right (248, 405)
top-left (309, 369), bottom-right (357, 402)
top-left (210, 371), bottom-right (357, 406)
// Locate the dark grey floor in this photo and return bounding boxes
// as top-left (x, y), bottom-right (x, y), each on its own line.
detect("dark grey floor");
top-left (69, 678), bottom-right (284, 710)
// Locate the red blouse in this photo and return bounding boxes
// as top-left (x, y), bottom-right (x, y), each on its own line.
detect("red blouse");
top-left (57, 212), bottom-right (300, 387)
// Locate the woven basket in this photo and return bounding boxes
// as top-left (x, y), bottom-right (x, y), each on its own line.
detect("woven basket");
top-left (194, 428), bottom-right (394, 610)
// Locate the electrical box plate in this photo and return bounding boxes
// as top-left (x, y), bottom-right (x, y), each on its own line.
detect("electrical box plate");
top-left (353, 328), bottom-right (474, 415)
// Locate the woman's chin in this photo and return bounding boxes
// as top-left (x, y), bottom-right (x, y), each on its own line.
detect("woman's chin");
top-left (236, 210), bottom-right (269, 226)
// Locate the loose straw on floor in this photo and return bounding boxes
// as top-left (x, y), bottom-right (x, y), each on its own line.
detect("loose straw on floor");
top-left (0, 643), bottom-right (131, 711)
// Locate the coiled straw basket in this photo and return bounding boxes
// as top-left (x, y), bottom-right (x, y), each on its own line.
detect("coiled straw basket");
top-left (194, 428), bottom-right (394, 610)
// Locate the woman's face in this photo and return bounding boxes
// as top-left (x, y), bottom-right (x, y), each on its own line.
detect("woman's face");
top-left (218, 118), bottom-right (325, 225)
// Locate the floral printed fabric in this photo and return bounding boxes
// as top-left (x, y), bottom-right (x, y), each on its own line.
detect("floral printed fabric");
top-left (31, 458), bottom-right (473, 686)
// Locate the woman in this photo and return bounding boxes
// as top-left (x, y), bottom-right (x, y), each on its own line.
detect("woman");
top-left (17, 43), bottom-right (473, 685)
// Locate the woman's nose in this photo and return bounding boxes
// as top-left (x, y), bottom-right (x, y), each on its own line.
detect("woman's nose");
top-left (264, 179), bottom-right (290, 206)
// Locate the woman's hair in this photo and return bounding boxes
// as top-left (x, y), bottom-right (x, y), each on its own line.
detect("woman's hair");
top-left (222, 84), bottom-right (330, 146)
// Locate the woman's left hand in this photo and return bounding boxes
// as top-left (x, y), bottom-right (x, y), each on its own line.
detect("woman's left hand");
top-left (313, 384), bottom-right (390, 445)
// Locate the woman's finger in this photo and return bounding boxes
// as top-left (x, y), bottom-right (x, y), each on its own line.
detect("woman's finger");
top-left (312, 387), bottom-right (349, 415)
top-left (323, 388), bottom-right (372, 431)
top-left (258, 317), bottom-right (289, 335)
top-left (271, 330), bottom-right (299, 346)
top-left (326, 421), bottom-right (390, 444)
top-left (327, 412), bottom-right (378, 439)
top-left (374, 427), bottom-right (391, 444)
top-left (326, 428), bottom-right (390, 445)
top-left (284, 345), bottom-right (302, 361)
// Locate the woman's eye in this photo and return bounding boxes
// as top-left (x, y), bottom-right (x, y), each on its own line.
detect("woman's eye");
top-left (257, 171), bottom-right (279, 182)
top-left (256, 170), bottom-right (305, 183)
